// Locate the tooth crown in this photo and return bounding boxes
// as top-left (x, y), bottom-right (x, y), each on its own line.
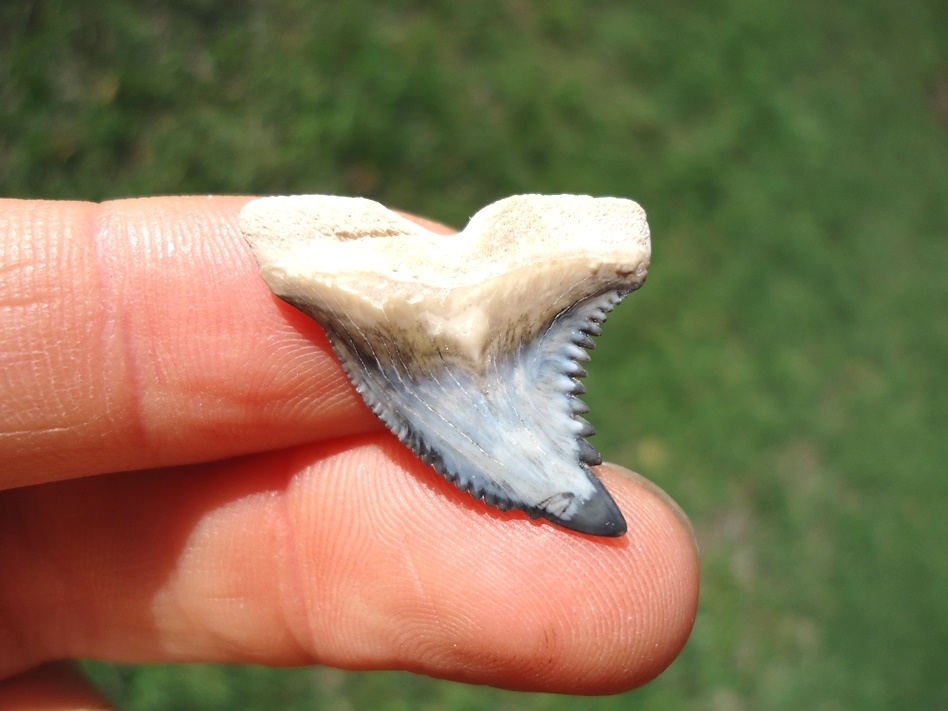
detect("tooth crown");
top-left (241, 194), bottom-right (651, 536)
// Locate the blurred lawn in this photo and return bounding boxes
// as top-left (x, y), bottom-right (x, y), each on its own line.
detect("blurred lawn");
top-left (2, 0), bottom-right (946, 708)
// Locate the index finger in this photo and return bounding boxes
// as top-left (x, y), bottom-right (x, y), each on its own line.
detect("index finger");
top-left (1, 197), bottom-right (449, 489)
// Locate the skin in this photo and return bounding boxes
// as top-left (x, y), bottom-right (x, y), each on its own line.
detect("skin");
top-left (0, 197), bottom-right (700, 709)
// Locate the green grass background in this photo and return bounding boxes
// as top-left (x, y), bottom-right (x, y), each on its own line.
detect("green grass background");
top-left (2, 0), bottom-right (946, 708)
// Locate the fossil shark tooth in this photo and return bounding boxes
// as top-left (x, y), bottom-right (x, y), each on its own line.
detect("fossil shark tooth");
top-left (240, 194), bottom-right (651, 536)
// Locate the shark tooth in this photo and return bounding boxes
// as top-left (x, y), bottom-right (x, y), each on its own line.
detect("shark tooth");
top-left (240, 194), bottom-right (651, 536)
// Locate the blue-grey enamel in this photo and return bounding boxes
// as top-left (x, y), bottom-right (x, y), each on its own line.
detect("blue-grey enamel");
top-left (289, 288), bottom-right (632, 536)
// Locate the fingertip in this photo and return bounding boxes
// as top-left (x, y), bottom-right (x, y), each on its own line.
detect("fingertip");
top-left (285, 438), bottom-right (699, 693)
top-left (599, 462), bottom-right (699, 562)
top-left (592, 463), bottom-right (700, 688)
top-left (1, 196), bottom-right (379, 488)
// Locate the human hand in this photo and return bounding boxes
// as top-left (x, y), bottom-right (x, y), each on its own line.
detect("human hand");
top-left (0, 197), bottom-right (699, 708)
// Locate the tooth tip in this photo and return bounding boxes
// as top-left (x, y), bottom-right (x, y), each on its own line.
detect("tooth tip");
top-left (544, 476), bottom-right (627, 536)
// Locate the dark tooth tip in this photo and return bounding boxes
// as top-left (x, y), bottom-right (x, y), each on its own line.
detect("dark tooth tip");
top-left (571, 398), bottom-right (590, 414)
top-left (571, 382), bottom-right (587, 395)
top-left (577, 418), bottom-right (596, 437)
top-left (578, 439), bottom-right (603, 465)
top-left (575, 333), bottom-right (597, 349)
top-left (544, 484), bottom-right (627, 537)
